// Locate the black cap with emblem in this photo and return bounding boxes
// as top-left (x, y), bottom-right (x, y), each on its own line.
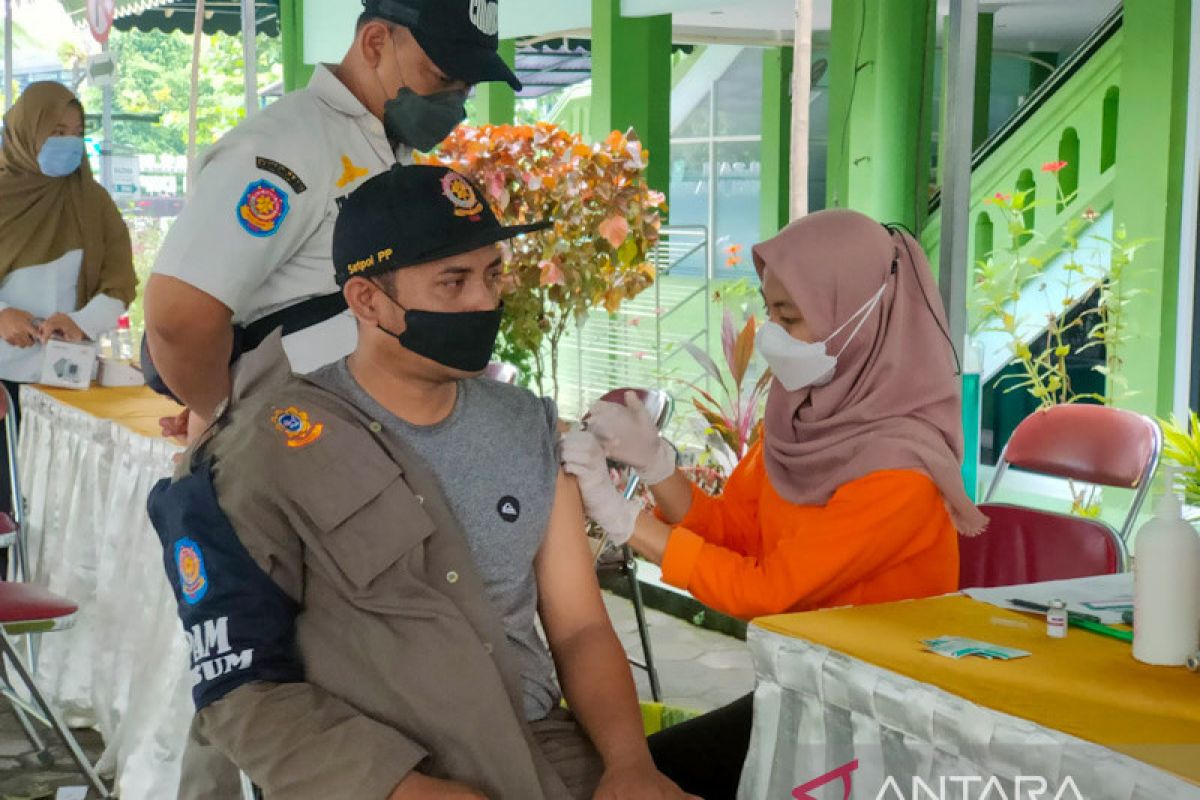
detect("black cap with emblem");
top-left (333, 164), bottom-right (550, 286)
top-left (363, 0), bottom-right (521, 90)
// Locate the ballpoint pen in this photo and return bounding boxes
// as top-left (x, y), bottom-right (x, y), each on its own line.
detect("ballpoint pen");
top-left (1007, 598), bottom-right (1103, 624)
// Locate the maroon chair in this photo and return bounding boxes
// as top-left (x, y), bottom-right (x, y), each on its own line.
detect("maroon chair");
top-left (0, 582), bottom-right (111, 796)
top-left (960, 404), bottom-right (1161, 589)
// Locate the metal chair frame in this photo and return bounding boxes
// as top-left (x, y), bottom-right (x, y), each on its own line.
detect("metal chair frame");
top-left (592, 388), bottom-right (674, 703)
top-left (0, 610), bottom-right (111, 797)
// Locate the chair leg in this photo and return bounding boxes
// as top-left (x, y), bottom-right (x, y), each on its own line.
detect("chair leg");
top-left (0, 632), bottom-right (111, 798)
top-left (623, 547), bottom-right (662, 702)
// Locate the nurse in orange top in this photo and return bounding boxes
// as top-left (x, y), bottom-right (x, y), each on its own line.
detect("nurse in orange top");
top-left (561, 209), bottom-right (988, 799)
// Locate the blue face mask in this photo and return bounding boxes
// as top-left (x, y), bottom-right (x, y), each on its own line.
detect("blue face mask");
top-left (37, 136), bottom-right (84, 177)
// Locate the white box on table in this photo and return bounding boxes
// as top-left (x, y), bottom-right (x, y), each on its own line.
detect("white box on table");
top-left (39, 339), bottom-right (98, 390)
top-left (98, 358), bottom-right (146, 387)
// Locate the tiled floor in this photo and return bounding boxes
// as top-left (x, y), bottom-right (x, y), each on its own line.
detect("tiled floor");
top-left (0, 591), bottom-right (753, 798)
top-left (603, 592), bottom-right (755, 713)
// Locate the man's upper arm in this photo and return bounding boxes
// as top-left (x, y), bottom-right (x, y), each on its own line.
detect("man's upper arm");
top-left (152, 125), bottom-right (326, 318)
top-left (534, 472), bottom-right (611, 647)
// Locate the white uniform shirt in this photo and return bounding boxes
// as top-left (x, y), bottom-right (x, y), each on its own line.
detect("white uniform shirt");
top-left (153, 64), bottom-right (405, 372)
top-left (0, 250), bottom-right (126, 383)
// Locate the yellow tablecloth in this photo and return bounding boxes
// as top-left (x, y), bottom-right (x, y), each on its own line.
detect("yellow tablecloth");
top-left (756, 595), bottom-right (1200, 784)
top-left (33, 384), bottom-right (183, 440)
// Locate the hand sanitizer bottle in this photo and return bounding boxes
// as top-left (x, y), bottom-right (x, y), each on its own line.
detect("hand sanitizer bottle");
top-left (1133, 469), bottom-right (1200, 665)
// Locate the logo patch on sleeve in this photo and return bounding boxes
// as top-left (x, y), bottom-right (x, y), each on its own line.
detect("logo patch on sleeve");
top-left (272, 407), bottom-right (325, 449)
top-left (175, 537), bottom-right (209, 605)
top-left (497, 496), bottom-right (521, 523)
top-left (255, 157), bottom-right (307, 194)
top-left (236, 179), bottom-right (290, 237)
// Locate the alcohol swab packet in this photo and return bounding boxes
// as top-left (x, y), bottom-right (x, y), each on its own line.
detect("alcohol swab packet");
top-left (923, 636), bottom-right (1031, 661)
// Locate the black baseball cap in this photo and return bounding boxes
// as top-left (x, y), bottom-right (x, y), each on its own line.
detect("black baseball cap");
top-left (334, 164), bottom-right (550, 286)
top-left (363, 0), bottom-right (522, 91)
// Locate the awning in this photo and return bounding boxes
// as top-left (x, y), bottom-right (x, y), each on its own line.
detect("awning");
top-left (514, 38), bottom-right (693, 98)
top-left (58, 0), bottom-right (279, 36)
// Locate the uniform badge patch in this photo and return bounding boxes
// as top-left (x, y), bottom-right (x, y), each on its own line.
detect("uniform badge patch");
top-left (272, 407), bottom-right (325, 449)
top-left (236, 179), bottom-right (290, 237)
top-left (337, 155), bottom-right (370, 189)
top-left (442, 172), bottom-right (484, 219)
top-left (175, 538), bottom-right (209, 605)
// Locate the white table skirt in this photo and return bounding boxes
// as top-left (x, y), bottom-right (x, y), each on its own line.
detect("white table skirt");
top-left (738, 625), bottom-right (1199, 800)
top-left (18, 386), bottom-right (191, 799)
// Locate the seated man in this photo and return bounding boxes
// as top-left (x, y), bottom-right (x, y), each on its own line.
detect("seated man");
top-left (149, 165), bottom-right (693, 800)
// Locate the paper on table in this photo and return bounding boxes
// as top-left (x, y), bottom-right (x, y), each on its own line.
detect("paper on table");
top-left (963, 573), bottom-right (1133, 624)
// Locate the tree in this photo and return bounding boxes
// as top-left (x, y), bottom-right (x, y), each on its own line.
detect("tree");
top-left (77, 28), bottom-right (282, 156)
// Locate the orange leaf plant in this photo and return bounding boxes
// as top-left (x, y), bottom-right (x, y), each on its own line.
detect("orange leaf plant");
top-left (417, 122), bottom-right (665, 398)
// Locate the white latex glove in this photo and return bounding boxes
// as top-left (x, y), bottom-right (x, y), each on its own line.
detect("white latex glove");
top-left (586, 391), bottom-right (676, 485)
top-left (561, 430), bottom-right (641, 546)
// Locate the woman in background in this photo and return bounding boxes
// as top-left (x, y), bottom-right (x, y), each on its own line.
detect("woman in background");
top-left (0, 81), bottom-right (137, 553)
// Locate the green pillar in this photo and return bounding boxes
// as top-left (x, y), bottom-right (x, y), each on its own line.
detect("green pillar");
top-left (973, 13), bottom-right (994, 148)
top-left (476, 39), bottom-right (516, 125)
top-left (1027, 51), bottom-right (1059, 96)
top-left (761, 47), bottom-right (793, 239)
top-left (281, 0), bottom-right (314, 93)
top-left (1114, 0), bottom-right (1191, 417)
top-left (828, 0), bottom-right (934, 228)
top-left (937, 13), bottom-right (994, 182)
top-left (591, 0), bottom-right (672, 197)
top-left (826, 0), bottom-right (867, 210)
top-left (866, 0), bottom-right (935, 229)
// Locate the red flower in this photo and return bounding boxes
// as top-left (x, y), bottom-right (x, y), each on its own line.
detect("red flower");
top-left (1042, 160), bottom-right (1068, 174)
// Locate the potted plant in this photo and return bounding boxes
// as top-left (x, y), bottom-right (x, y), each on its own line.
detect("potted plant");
top-left (418, 123), bottom-right (665, 399)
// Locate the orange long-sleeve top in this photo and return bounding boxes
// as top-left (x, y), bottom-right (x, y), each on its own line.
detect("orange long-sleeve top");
top-left (659, 441), bottom-right (960, 621)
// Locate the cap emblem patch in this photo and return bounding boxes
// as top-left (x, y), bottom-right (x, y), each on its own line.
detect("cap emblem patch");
top-left (442, 172), bottom-right (484, 219)
top-left (236, 180), bottom-right (290, 237)
top-left (272, 407), bottom-right (325, 449)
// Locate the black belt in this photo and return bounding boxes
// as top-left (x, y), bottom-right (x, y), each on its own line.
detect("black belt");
top-left (141, 292), bottom-right (349, 401)
top-left (237, 292), bottom-right (349, 354)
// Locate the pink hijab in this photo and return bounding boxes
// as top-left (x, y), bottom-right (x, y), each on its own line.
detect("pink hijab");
top-left (752, 209), bottom-right (987, 536)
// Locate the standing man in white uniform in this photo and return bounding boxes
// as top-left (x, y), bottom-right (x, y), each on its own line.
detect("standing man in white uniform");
top-left (144, 0), bottom-right (518, 441)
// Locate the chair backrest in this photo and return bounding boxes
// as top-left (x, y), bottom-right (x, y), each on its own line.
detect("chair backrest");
top-left (482, 362), bottom-right (519, 385)
top-left (959, 503), bottom-right (1127, 589)
top-left (593, 388), bottom-right (674, 500)
top-left (985, 403), bottom-right (1162, 541)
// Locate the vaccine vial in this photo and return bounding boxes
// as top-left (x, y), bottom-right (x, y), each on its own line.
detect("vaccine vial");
top-left (1047, 599), bottom-right (1068, 639)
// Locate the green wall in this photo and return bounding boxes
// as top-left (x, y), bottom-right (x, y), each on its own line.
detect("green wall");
top-left (1114, 0), bottom-right (1192, 417)
top-left (590, 0), bottom-right (672, 197)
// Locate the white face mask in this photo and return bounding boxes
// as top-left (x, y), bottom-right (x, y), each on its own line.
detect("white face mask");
top-left (756, 284), bottom-right (887, 392)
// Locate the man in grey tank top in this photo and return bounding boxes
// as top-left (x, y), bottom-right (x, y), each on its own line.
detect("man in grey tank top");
top-left (319, 164), bottom-right (694, 800)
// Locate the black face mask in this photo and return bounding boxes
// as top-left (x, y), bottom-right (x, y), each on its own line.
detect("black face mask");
top-left (384, 88), bottom-right (468, 152)
top-left (376, 285), bottom-right (503, 373)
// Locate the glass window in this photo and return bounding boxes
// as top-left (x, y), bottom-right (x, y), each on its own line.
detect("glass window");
top-left (668, 142), bottom-right (711, 277)
top-left (715, 141), bottom-right (763, 277)
top-left (714, 49), bottom-right (764, 137)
